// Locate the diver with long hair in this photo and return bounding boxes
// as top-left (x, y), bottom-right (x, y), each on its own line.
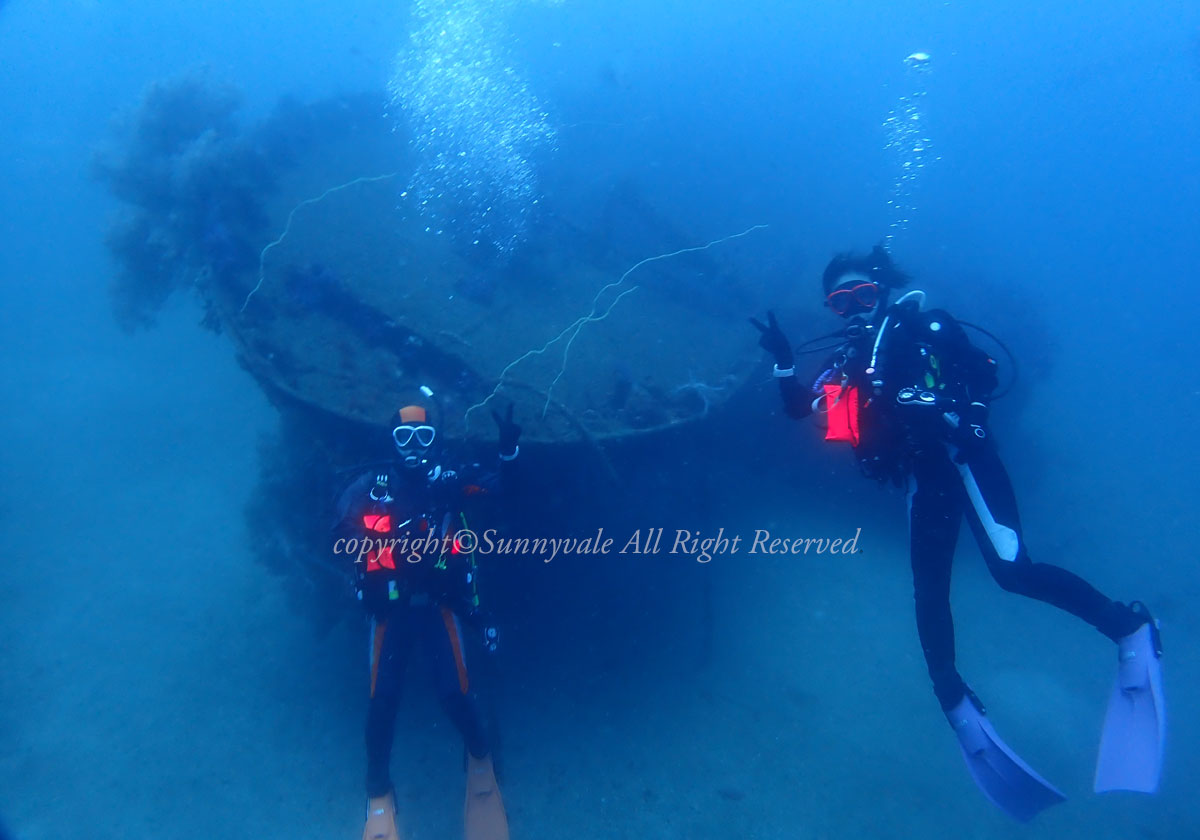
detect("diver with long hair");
top-left (751, 246), bottom-right (1165, 821)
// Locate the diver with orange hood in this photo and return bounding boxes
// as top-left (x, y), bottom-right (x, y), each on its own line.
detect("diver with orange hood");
top-left (334, 387), bottom-right (520, 840)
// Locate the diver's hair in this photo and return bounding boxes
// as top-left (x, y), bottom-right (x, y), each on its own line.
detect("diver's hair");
top-left (821, 245), bottom-right (911, 294)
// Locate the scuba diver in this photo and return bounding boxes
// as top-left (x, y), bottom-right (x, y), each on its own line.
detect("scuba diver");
top-left (334, 387), bottom-right (521, 840)
top-left (751, 246), bottom-right (1165, 821)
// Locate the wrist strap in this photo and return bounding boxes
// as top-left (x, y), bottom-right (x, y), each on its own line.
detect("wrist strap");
top-left (773, 364), bottom-right (796, 378)
top-left (499, 446), bottom-right (519, 462)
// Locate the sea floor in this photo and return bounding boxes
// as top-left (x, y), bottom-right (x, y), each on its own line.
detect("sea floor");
top-left (1, 304), bottom-right (1194, 840)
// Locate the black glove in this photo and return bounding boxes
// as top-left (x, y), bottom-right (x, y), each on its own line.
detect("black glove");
top-left (491, 403), bottom-right (521, 458)
top-left (749, 310), bottom-right (794, 369)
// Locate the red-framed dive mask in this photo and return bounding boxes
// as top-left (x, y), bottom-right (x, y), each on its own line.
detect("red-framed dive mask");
top-left (826, 281), bottom-right (879, 316)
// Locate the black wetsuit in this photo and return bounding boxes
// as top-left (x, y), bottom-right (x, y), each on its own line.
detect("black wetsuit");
top-left (776, 297), bottom-right (1140, 710)
top-left (334, 457), bottom-right (510, 798)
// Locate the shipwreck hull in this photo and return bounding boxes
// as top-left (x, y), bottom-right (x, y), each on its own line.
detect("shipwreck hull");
top-left (98, 82), bottom-right (766, 455)
top-left (200, 102), bottom-right (760, 450)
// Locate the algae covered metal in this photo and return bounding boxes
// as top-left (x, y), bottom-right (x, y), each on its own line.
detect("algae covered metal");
top-left (98, 78), bottom-right (764, 448)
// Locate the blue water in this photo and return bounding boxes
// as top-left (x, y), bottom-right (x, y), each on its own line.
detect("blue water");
top-left (1, 1), bottom-right (1198, 838)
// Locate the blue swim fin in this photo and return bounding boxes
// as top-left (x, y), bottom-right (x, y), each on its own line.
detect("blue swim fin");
top-left (1095, 615), bottom-right (1165, 794)
top-left (946, 694), bottom-right (1066, 822)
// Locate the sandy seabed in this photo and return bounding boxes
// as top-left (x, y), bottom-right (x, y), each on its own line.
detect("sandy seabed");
top-left (1, 304), bottom-right (1195, 840)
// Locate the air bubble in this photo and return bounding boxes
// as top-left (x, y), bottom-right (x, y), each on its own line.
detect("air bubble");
top-left (884, 54), bottom-right (937, 247)
top-left (388, 0), bottom-right (557, 255)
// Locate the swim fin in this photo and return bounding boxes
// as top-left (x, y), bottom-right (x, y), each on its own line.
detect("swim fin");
top-left (464, 753), bottom-right (509, 840)
top-left (946, 693), bottom-right (1066, 822)
top-left (362, 790), bottom-right (402, 840)
top-left (1095, 613), bottom-right (1165, 794)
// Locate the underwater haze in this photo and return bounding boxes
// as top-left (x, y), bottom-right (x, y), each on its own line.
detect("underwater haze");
top-left (1, 1), bottom-right (1198, 839)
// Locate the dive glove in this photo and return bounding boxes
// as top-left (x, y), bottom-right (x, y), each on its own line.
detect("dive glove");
top-left (750, 310), bottom-right (794, 369)
top-left (491, 403), bottom-right (521, 459)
